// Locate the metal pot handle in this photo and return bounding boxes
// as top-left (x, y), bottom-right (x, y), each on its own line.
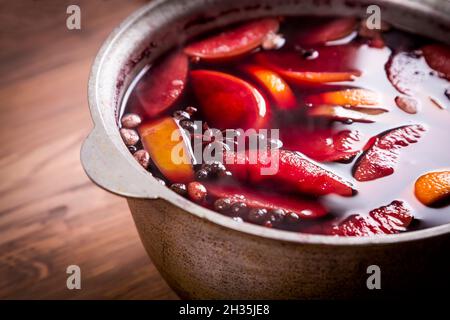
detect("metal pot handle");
top-left (81, 126), bottom-right (161, 199)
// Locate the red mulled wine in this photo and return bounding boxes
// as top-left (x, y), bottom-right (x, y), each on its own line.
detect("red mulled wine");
top-left (119, 16), bottom-right (450, 236)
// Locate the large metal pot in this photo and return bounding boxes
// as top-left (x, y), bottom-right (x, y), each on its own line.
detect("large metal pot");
top-left (81, 0), bottom-right (450, 299)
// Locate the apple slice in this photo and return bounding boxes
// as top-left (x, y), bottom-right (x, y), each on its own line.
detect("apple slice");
top-left (281, 128), bottom-right (364, 162)
top-left (242, 64), bottom-right (297, 109)
top-left (131, 52), bottom-right (188, 118)
top-left (190, 70), bottom-right (269, 130)
top-left (422, 44), bottom-right (450, 79)
top-left (255, 45), bottom-right (361, 84)
top-left (353, 125), bottom-right (426, 182)
top-left (329, 200), bottom-right (413, 236)
top-left (224, 150), bottom-right (355, 197)
top-left (206, 184), bottom-right (327, 219)
top-left (139, 117), bottom-right (194, 183)
top-left (296, 17), bottom-right (357, 45)
top-left (305, 89), bottom-right (380, 107)
top-left (307, 105), bottom-right (387, 123)
top-left (184, 18), bottom-right (279, 61)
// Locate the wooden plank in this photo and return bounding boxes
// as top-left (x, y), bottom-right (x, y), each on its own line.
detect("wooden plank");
top-left (0, 0), bottom-right (177, 299)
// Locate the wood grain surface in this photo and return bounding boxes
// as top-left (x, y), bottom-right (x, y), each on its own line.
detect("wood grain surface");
top-left (0, 0), bottom-right (177, 299)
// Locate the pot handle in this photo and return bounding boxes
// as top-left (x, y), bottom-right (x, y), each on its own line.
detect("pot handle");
top-left (80, 126), bottom-right (161, 199)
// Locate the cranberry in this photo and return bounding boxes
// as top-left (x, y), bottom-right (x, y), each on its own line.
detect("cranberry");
top-left (120, 128), bottom-right (139, 146)
top-left (121, 113), bottom-right (142, 128)
top-left (133, 150), bottom-right (150, 169)
top-left (188, 182), bottom-right (207, 203)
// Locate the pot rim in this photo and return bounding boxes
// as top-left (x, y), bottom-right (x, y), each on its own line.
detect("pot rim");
top-left (83, 0), bottom-right (450, 246)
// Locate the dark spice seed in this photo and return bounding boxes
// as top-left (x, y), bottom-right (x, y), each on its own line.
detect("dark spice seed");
top-left (128, 145), bottom-right (138, 154)
top-left (264, 220), bottom-right (273, 228)
top-left (179, 119), bottom-right (197, 132)
top-left (185, 106), bottom-right (198, 115)
top-left (445, 88), bottom-right (450, 100)
top-left (218, 170), bottom-right (232, 178)
top-left (268, 209), bottom-right (286, 224)
top-left (214, 198), bottom-right (232, 212)
top-left (247, 208), bottom-right (268, 224)
top-left (170, 183), bottom-right (187, 196)
top-left (285, 212), bottom-right (300, 224)
top-left (302, 49), bottom-right (319, 60)
top-left (195, 169), bottom-right (209, 180)
top-left (155, 177), bottom-right (166, 186)
top-left (209, 161), bottom-right (226, 174)
top-left (201, 163), bottom-right (212, 172)
top-left (173, 110), bottom-right (190, 120)
top-left (230, 202), bottom-right (248, 217)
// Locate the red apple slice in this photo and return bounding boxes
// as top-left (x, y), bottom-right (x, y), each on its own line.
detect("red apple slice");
top-left (329, 200), bottom-right (413, 236)
top-left (255, 45), bottom-right (361, 84)
top-left (242, 64), bottom-right (297, 109)
top-left (224, 150), bottom-right (355, 197)
top-left (131, 52), bottom-right (188, 118)
top-left (206, 184), bottom-right (327, 219)
top-left (307, 105), bottom-right (387, 123)
top-left (281, 128), bottom-right (364, 162)
top-left (296, 17), bottom-right (357, 45)
top-left (305, 88), bottom-right (380, 107)
top-left (422, 44), bottom-right (450, 79)
top-left (139, 117), bottom-right (194, 183)
top-left (184, 18), bottom-right (279, 61)
top-left (190, 70), bottom-right (269, 130)
top-left (353, 125), bottom-right (426, 182)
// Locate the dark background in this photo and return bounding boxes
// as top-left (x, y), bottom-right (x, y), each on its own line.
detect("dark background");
top-left (0, 0), bottom-right (176, 299)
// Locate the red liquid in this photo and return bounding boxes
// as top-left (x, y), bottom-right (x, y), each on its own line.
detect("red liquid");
top-left (121, 16), bottom-right (450, 235)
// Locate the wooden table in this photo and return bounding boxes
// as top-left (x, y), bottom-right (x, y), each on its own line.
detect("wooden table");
top-left (0, 0), bottom-right (177, 299)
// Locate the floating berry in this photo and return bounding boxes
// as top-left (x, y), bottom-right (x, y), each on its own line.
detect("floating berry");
top-left (187, 182), bottom-right (207, 203)
top-left (206, 183), bottom-right (327, 219)
top-left (214, 198), bottom-right (232, 212)
top-left (247, 208), bottom-right (268, 224)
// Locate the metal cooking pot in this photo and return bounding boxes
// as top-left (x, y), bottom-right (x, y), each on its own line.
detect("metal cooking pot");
top-left (81, 0), bottom-right (450, 299)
